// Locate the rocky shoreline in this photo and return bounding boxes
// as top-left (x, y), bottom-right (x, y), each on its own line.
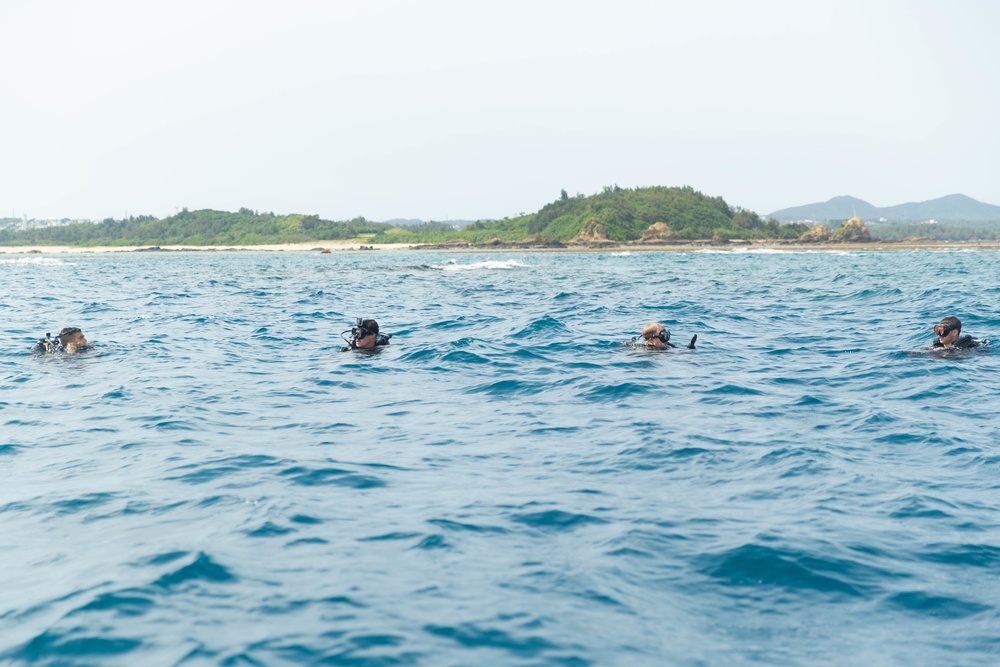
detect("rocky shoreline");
top-left (3, 239), bottom-right (1000, 255)
top-left (412, 237), bottom-right (999, 252)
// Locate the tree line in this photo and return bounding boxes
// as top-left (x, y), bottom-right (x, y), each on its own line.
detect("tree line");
top-left (0, 209), bottom-right (391, 246)
top-left (7, 187), bottom-right (994, 247)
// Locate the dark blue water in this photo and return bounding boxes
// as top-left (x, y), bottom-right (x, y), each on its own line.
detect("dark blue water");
top-left (2, 249), bottom-right (999, 666)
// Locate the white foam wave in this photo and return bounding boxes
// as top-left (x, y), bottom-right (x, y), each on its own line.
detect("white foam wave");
top-left (610, 252), bottom-right (632, 256)
top-left (726, 247), bottom-right (798, 254)
top-left (0, 256), bottom-right (73, 266)
top-left (432, 259), bottom-right (528, 271)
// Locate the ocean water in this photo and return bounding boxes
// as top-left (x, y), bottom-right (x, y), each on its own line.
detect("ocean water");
top-left (2, 248), bottom-right (999, 667)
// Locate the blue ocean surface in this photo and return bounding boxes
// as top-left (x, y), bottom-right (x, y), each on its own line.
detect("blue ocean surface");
top-left (2, 248), bottom-right (999, 666)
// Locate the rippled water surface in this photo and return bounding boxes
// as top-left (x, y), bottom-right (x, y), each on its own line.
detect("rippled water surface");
top-left (2, 249), bottom-right (999, 666)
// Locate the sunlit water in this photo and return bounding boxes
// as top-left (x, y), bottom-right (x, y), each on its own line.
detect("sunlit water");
top-left (2, 249), bottom-right (999, 666)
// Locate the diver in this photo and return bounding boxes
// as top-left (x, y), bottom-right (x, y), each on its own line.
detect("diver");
top-left (931, 316), bottom-right (984, 350)
top-left (30, 327), bottom-right (91, 356)
top-left (340, 318), bottom-right (392, 352)
top-left (629, 323), bottom-right (697, 350)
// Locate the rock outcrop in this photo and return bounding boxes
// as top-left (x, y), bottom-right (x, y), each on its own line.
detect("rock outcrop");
top-left (639, 222), bottom-right (676, 243)
top-left (832, 216), bottom-right (871, 242)
top-left (799, 225), bottom-right (832, 243)
top-left (570, 218), bottom-right (611, 245)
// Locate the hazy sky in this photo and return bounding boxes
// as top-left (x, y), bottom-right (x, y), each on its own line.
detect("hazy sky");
top-left (2, 1), bottom-right (998, 221)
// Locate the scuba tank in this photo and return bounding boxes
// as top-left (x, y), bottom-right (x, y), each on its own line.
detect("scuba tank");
top-left (30, 332), bottom-right (62, 356)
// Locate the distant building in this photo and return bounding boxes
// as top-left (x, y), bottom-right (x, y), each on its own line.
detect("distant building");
top-left (2, 217), bottom-right (98, 231)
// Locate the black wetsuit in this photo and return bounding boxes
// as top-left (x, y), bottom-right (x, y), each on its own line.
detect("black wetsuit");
top-left (932, 334), bottom-right (982, 350)
top-left (340, 334), bottom-right (391, 352)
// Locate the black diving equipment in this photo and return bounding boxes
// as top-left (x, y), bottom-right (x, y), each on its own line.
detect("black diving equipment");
top-left (645, 329), bottom-right (671, 345)
top-left (352, 317), bottom-right (372, 339)
top-left (30, 332), bottom-right (61, 355)
top-left (934, 323), bottom-right (955, 337)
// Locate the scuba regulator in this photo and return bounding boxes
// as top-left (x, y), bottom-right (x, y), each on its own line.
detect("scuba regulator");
top-left (32, 332), bottom-right (61, 355)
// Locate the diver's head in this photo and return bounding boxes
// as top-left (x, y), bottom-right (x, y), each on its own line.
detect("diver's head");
top-left (642, 323), bottom-right (670, 350)
top-left (353, 319), bottom-right (379, 349)
top-left (934, 316), bottom-right (961, 345)
top-left (59, 327), bottom-right (88, 354)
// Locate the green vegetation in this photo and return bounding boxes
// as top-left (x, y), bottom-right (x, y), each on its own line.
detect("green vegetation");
top-left (868, 221), bottom-right (1000, 241)
top-left (0, 187), bottom-right (812, 247)
top-left (369, 186), bottom-right (808, 244)
top-left (0, 208), bottom-right (391, 247)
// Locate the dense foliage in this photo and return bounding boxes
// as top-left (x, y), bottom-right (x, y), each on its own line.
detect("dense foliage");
top-left (0, 187), bottom-right (830, 247)
top-left (370, 186), bottom-right (809, 243)
top-left (868, 221), bottom-right (1000, 241)
top-left (0, 209), bottom-right (391, 246)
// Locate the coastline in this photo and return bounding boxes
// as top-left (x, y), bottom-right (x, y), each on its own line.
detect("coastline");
top-left (2, 239), bottom-right (999, 254)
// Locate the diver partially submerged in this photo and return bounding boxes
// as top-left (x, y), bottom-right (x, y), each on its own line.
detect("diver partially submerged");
top-left (30, 327), bottom-right (91, 356)
top-left (340, 318), bottom-right (392, 352)
top-left (931, 316), bottom-right (985, 350)
top-left (628, 323), bottom-right (697, 350)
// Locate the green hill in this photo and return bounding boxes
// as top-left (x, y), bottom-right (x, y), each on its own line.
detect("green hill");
top-left (0, 187), bottom-right (807, 247)
top-left (0, 208), bottom-right (391, 247)
top-left (371, 186), bottom-right (807, 244)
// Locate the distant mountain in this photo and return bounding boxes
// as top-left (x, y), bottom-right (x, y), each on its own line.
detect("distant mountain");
top-left (382, 218), bottom-right (425, 226)
top-left (382, 218), bottom-right (480, 228)
top-left (769, 194), bottom-right (1000, 223)
top-left (878, 194), bottom-right (1000, 222)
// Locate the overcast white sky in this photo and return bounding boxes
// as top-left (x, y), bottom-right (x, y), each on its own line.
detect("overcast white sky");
top-left (2, 1), bottom-right (998, 221)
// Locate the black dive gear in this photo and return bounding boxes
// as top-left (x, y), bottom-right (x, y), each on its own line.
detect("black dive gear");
top-left (932, 334), bottom-right (982, 350)
top-left (648, 329), bottom-right (672, 345)
top-left (30, 332), bottom-right (62, 356)
top-left (934, 323), bottom-right (955, 337)
top-left (351, 317), bottom-right (372, 339)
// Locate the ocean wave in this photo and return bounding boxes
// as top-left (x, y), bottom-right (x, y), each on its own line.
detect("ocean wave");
top-left (696, 542), bottom-right (886, 598)
top-left (0, 255), bottom-right (74, 265)
top-left (4, 249), bottom-right (1000, 666)
top-left (428, 258), bottom-right (528, 271)
top-left (730, 247), bottom-right (790, 254)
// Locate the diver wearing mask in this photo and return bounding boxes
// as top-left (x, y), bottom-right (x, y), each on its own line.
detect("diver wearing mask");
top-left (30, 327), bottom-right (91, 356)
top-left (931, 316), bottom-right (983, 350)
top-left (629, 323), bottom-right (697, 350)
top-left (340, 318), bottom-right (392, 352)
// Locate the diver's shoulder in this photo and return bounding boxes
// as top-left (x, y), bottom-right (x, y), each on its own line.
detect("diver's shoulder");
top-left (956, 335), bottom-right (986, 349)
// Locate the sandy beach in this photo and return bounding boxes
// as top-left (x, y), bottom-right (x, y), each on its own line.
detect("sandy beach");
top-left (2, 240), bottom-right (1000, 254)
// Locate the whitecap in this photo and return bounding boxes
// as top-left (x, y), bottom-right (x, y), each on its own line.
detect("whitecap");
top-left (0, 256), bottom-right (73, 266)
top-left (431, 259), bottom-right (528, 271)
